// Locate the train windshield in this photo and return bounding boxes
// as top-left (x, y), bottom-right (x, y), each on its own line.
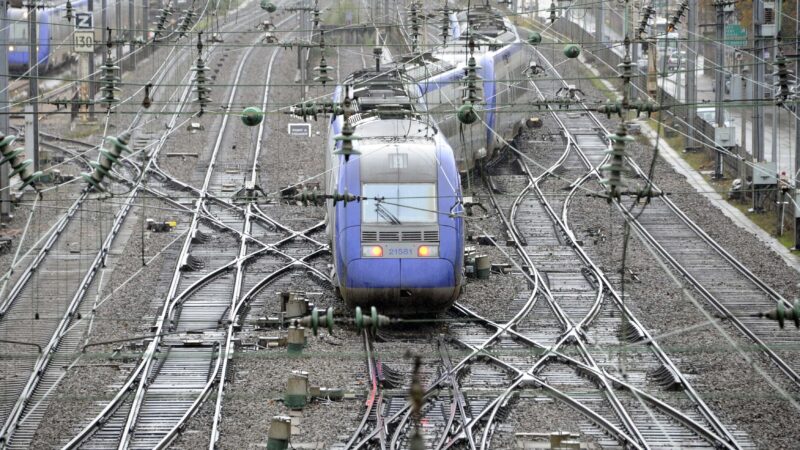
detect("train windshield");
top-left (10, 22), bottom-right (28, 43)
top-left (362, 183), bottom-right (437, 224)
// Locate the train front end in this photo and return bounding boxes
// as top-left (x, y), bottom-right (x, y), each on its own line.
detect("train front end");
top-left (332, 119), bottom-right (464, 315)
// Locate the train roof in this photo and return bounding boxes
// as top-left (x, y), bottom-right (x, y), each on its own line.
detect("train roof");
top-left (453, 5), bottom-right (519, 45)
top-left (342, 67), bottom-right (433, 127)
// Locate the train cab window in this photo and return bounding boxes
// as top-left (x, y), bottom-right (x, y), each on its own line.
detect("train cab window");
top-left (362, 183), bottom-right (437, 224)
top-left (10, 23), bottom-right (28, 43)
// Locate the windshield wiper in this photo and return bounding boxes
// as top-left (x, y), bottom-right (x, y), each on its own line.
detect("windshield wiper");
top-left (374, 200), bottom-right (402, 225)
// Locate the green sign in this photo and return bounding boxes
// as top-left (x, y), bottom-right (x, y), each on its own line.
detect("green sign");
top-left (724, 24), bottom-right (747, 48)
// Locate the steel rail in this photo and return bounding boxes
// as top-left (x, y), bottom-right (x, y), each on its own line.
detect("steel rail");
top-left (449, 303), bottom-right (738, 450)
top-left (0, 0), bottom-right (209, 321)
top-left (524, 48), bottom-right (743, 447)
top-left (435, 338), bottom-right (475, 450)
top-left (0, 18), bottom-right (211, 445)
top-left (344, 330), bottom-right (387, 450)
top-left (479, 160), bottom-right (647, 449)
top-left (209, 36), bottom-right (298, 447)
top-left (117, 9), bottom-right (301, 447)
top-left (115, 36), bottom-right (264, 450)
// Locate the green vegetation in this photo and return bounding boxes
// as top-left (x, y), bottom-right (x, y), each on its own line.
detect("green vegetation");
top-left (324, 0), bottom-right (360, 26)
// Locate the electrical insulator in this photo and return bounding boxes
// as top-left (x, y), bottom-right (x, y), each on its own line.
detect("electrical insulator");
top-left (81, 132), bottom-right (131, 192)
top-left (440, 3), bottom-right (450, 42)
top-left (331, 190), bottom-right (359, 206)
top-left (192, 55), bottom-right (211, 113)
top-left (600, 123), bottom-right (633, 201)
top-left (0, 132), bottom-right (41, 190)
top-left (142, 83), bottom-right (152, 109)
top-left (548, 2), bottom-right (557, 23)
top-left (290, 101), bottom-right (319, 122)
top-left (461, 54), bottom-right (483, 104)
top-left (632, 99), bottom-right (663, 117)
top-left (667, 0), bottom-right (688, 32)
top-left (154, 4), bottom-right (173, 39)
top-left (758, 300), bottom-right (800, 329)
top-left (772, 50), bottom-right (793, 106)
top-left (408, 3), bottom-right (420, 52)
top-left (312, 1), bottom-right (320, 28)
top-left (637, 4), bottom-right (654, 40)
top-left (100, 51), bottom-right (121, 108)
top-left (333, 121), bottom-right (361, 162)
top-left (597, 101), bottom-right (623, 118)
top-left (294, 188), bottom-right (321, 206)
top-left (619, 52), bottom-right (633, 86)
top-left (313, 55), bottom-right (334, 85)
top-left (65, 0), bottom-right (74, 22)
top-left (178, 8), bottom-right (195, 37)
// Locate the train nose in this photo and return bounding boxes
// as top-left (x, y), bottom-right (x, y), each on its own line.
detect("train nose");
top-left (346, 258), bottom-right (455, 289)
top-left (342, 258), bottom-right (458, 314)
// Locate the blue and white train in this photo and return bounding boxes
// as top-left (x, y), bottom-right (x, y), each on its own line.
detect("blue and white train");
top-left (6, 0), bottom-right (146, 72)
top-left (403, 4), bottom-right (536, 171)
top-left (325, 67), bottom-right (465, 315)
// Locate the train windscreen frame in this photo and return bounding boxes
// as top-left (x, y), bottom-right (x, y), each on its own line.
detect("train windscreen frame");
top-left (361, 183), bottom-right (437, 224)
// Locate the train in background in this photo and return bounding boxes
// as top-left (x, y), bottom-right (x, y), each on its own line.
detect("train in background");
top-left (325, 67), bottom-right (465, 315)
top-left (402, 3), bottom-right (536, 172)
top-left (6, 0), bottom-right (147, 72)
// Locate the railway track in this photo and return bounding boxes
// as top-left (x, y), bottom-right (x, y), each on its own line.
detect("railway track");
top-left (0, 2), bottom-right (257, 447)
top-left (525, 47), bottom-right (800, 388)
top-left (474, 86), bottom-right (751, 449)
top-left (343, 18), bottom-right (760, 449)
top-left (57, 9), bottom-right (339, 448)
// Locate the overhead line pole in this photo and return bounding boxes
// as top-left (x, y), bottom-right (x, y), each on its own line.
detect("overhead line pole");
top-left (27, 0), bottom-right (40, 173)
top-left (0, 0), bottom-right (10, 223)
top-left (685, 0), bottom-right (697, 152)
top-left (89, 0), bottom-right (95, 119)
top-left (752, 0), bottom-right (765, 164)
top-left (712, 0), bottom-right (727, 179)
top-left (794, 0), bottom-right (800, 250)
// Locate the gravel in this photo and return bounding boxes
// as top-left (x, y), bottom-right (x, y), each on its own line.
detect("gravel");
top-left (554, 53), bottom-right (800, 448)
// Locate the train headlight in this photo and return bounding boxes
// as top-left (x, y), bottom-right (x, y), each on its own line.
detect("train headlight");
top-left (417, 245), bottom-right (438, 257)
top-left (8, 46), bottom-right (14, 52)
top-left (362, 245), bottom-right (383, 257)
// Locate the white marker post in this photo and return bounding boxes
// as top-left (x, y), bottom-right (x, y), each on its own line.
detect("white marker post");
top-left (74, 12), bottom-right (94, 123)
